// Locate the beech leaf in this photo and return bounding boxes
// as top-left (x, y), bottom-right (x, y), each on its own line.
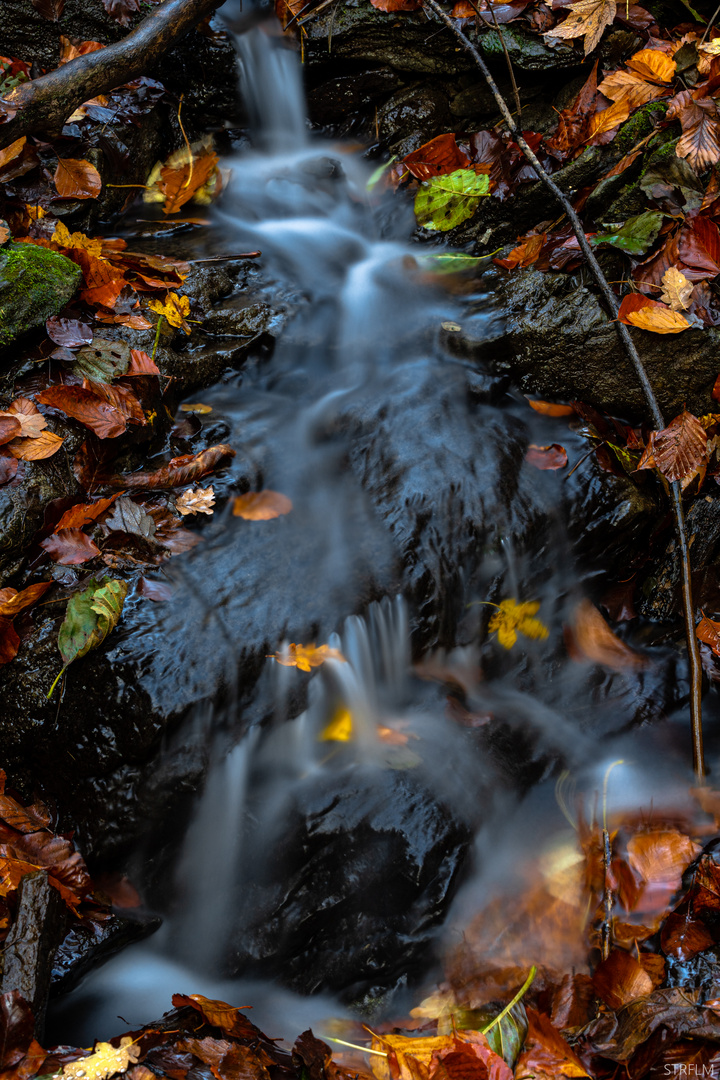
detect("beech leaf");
top-left (54, 579), bottom-right (128, 692)
top-left (40, 529), bottom-right (101, 566)
top-left (6, 430), bottom-right (64, 460)
top-left (54, 158), bottom-right (102, 200)
top-left (617, 293), bottom-right (690, 333)
top-left (7, 397), bottom-right (47, 438)
top-left (37, 385), bottom-right (127, 439)
top-left (592, 211), bottom-right (664, 255)
top-left (646, 410), bottom-right (707, 482)
top-left (543, 0), bottom-right (616, 56)
top-left (233, 490), bottom-right (292, 520)
top-left (414, 169), bottom-right (491, 231)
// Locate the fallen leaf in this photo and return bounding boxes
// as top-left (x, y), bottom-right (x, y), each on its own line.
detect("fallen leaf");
top-left (180, 402), bottom-right (212, 414)
top-left (0, 620), bottom-right (21, 665)
top-left (592, 949), bottom-right (654, 1009)
top-left (101, 0), bottom-right (141, 25)
top-left (402, 134), bottom-right (471, 181)
top-left (565, 598), bottom-right (647, 669)
top-left (617, 293), bottom-right (690, 333)
top-left (370, 0), bottom-right (423, 11)
top-left (55, 495), bottom-right (121, 532)
top-left (697, 613), bottom-right (720, 655)
top-left (127, 349), bottom-right (161, 376)
top-left (82, 380), bottom-right (146, 427)
top-left (52, 579), bottom-right (128, 693)
top-left (414, 170), bottom-right (491, 231)
top-left (588, 100), bottom-right (631, 141)
top-left (6, 398), bottom-right (47, 439)
top-left (643, 410), bottom-right (707, 482)
top-left (54, 159), bottom-right (102, 200)
top-left (488, 599), bottom-right (549, 649)
top-left (626, 47), bottom-right (676, 82)
top-left (593, 211), bottom-right (664, 255)
top-left (72, 337), bottom-right (131, 382)
top-left (40, 529), bottom-right (101, 565)
top-left (170, 994), bottom-right (260, 1040)
top-left (660, 266), bottom-right (694, 310)
top-left (176, 486), bottom-right (215, 515)
top-left (46, 316), bottom-right (93, 348)
top-left (0, 795), bottom-right (51, 832)
top-left (515, 1008), bottom-right (588, 1078)
top-left (32, 0), bottom-right (64, 19)
top-left (0, 416), bottom-right (21, 445)
top-left (149, 291), bottom-right (192, 333)
top-left (526, 443), bottom-right (568, 469)
top-left (268, 643), bottom-right (347, 672)
top-left (544, 0), bottom-right (616, 56)
top-left (233, 490), bottom-right (292, 520)
top-left (527, 399), bottom-right (575, 416)
top-left (0, 582), bottom-right (52, 619)
top-left (105, 497), bottom-right (156, 539)
top-left (115, 445), bottom-right (235, 489)
top-left (668, 90), bottom-right (720, 172)
top-left (598, 69), bottom-right (668, 109)
top-left (62, 1038), bottom-right (140, 1079)
top-left (494, 233), bottom-right (547, 271)
top-left (0, 455), bottom-right (18, 486)
top-left (320, 707), bottom-right (353, 741)
top-left (37, 385), bottom-right (127, 439)
top-left (678, 215), bottom-right (720, 279)
top-left (6, 430), bottom-right (64, 460)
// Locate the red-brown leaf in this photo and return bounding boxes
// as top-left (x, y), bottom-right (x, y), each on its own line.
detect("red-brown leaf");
top-left (55, 494), bottom-right (121, 531)
top-left (660, 911), bottom-right (714, 960)
top-left (40, 529), bottom-right (101, 565)
top-left (515, 1009), bottom-right (588, 1079)
top-left (171, 994), bottom-right (261, 1040)
top-left (0, 796), bottom-right (51, 834)
top-left (369, 0), bottom-right (423, 10)
top-left (0, 417), bottom-right (21, 446)
top-left (101, 0), bottom-right (141, 26)
top-left (54, 159), bottom-right (102, 200)
top-left (32, 0), bottom-right (64, 17)
top-left (650, 410), bottom-right (707, 482)
top-left (127, 348), bottom-right (161, 376)
top-left (678, 215), bottom-right (720, 279)
top-left (0, 454), bottom-right (18, 486)
top-left (495, 233), bottom-right (547, 270)
top-left (526, 443), bottom-right (568, 470)
top-left (402, 134), bottom-right (470, 181)
top-left (592, 949), bottom-right (654, 1009)
top-left (37, 385), bottom-right (127, 439)
top-left (667, 91), bottom-right (720, 172)
top-left (46, 316), bottom-right (93, 348)
top-left (82, 380), bottom-right (146, 426)
top-left (116, 445), bottom-right (236, 489)
top-left (0, 620), bottom-right (20, 665)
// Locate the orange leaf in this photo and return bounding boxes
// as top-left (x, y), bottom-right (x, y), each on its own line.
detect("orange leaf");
top-left (6, 430), bottom-right (64, 460)
top-left (7, 397), bottom-right (47, 438)
top-left (564, 598), bottom-right (647, 670)
top-left (54, 158), bottom-right (102, 199)
top-left (159, 146), bottom-right (219, 214)
top-left (127, 349), bottom-right (161, 375)
top-left (0, 137), bottom-right (26, 172)
top-left (0, 415), bottom-right (21, 445)
top-left (626, 829), bottom-right (701, 890)
top-left (170, 994), bottom-right (259, 1039)
top-left (268, 643), bottom-right (346, 672)
top-left (370, 0), bottom-right (422, 10)
top-left (55, 494), bottom-right (121, 531)
top-left (526, 399), bottom-right (574, 416)
top-left (494, 233), bottom-right (546, 270)
top-left (626, 47), bottom-right (676, 83)
top-left (617, 293), bottom-right (690, 333)
top-left (588, 99), bottom-right (630, 140)
top-left (402, 134), bottom-right (470, 181)
top-left (0, 581), bottom-right (51, 618)
top-left (592, 949), bottom-right (654, 1009)
top-left (233, 490), bottom-right (293, 520)
top-left (516, 1008), bottom-right (588, 1078)
top-left (82, 380), bottom-right (146, 426)
top-left (697, 613), bottom-right (720, 655)
top-left (37, 385), bottom-right (126, 439)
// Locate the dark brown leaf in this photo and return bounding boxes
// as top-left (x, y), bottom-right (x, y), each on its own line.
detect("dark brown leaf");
top-left (293, 1031), bottom-right (332, 1080)
top-left (592, 949), bottom-right (654, 1009)
top-left (0, 991), bottom-right (35, 1070)
top-left (171, 994), bottom-right (262, 1041)
top-left (0, 796), bottom-right (51, 834)
top-left (660, 910), bottom-right (714, 959)
top-left (101, 0), bottom-right (141, 26)
top-left (0, 620), bottom-right (20, 665)
top-left (31, 0), bottom-right (64, 18)
top-left (647, 410), bottom-right (707, 482)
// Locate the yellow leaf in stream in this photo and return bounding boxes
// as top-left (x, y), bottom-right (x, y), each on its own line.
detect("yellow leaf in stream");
top-left (62, 1037), bottom-right (140, 1079)
top-left (320, 706), bottom-right (353, 741)
top-left (488, 599), bottom-right (549, 649)
top-left (268, 643), bottom-right (347, 672)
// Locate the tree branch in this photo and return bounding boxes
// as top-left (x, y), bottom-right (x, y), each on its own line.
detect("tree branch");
top-left (0, 0), bottom-right (225, 149)
top-left (421, 0), bottom-right (705, 779)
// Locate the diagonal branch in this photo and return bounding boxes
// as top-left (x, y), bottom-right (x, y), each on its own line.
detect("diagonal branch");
top-left (0, 0), bottom-right (226, 150)
top-left (421, 0), bottom-right (705, 778)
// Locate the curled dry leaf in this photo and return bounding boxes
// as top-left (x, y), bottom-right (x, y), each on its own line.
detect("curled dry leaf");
top-left (667, 90), bottom-right (720, 172)
top-left (176, 486), bottom-right (215, 515)
top-left (660, 267), bottom-right (694, 310)
top-left (565, 598), bottom-right (647, 670)
top-left (233, 490), bottom-right (293, 520)
top-left (54, 158), bottom-right (102, 200)
top-left (268, 643), bottom-right (347, 672)
top-left (115, 445), bottom-right (235, 489)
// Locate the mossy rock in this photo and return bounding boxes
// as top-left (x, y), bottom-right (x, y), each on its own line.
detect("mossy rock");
top-left (0, 242), bottom-right (82, 349)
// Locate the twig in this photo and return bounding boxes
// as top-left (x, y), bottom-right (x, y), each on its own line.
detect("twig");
top-left (422, 0), bottom-right (705, 779)
top-left (601, 761), bottom-right (623, 960)
top-left (485, 5), bottom-right (522, 121)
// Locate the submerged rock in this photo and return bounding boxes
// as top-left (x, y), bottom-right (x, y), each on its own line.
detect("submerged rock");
top-left (0, 242), bottom-right (81, 350)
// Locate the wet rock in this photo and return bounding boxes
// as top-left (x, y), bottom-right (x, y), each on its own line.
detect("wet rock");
top-left (638, 494), bottom-right (720, 622)
top-left (377, 85), bottom-right (452, 156)
top-left (487, 267), bottom-right (720, 421)
top-left (0, 870), bottom-right (67, 1036)
top-left (50, 910), bottom-right (162, 997)
top-left (231, 760), bottom-right (472, 1004)
top-left (308, 68), bottom-right (399, 127)
top-left (0, 242), bottom-right (81, 349)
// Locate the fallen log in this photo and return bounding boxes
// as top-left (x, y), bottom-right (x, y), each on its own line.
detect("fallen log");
top-left (0, 0), bottom-right (224, 149)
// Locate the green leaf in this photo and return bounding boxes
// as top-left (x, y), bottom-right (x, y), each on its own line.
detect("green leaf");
top-left (414, 169), bottom-right (490, 232)
top-left (51, 579), bottom-right (128, 696)
top-left (591, 211), bottom-right (664, 255)
top-left (418, 253), bottom-right (489, 274)
top-left (366, 155), bottom-right (397, 191)
top-left (437, 1004), bottom-right (527, 1067)
top-left (72, 338), bottom-right (131, 383)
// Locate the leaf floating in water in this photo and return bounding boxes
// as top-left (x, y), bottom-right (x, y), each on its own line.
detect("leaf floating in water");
top-left (180, 402), bottom-right (213, 414)
top-left (526, 444), bottom-right (568, 470)
top-left (268, 643), bottom-right (347, 672)
top-left (564, 598), bottom-right (647, 670)
top-left (320, 707), bottom-right (353, 742)
top-left (526, 399), bottom-right (575, 417)
top-left (488, 599), bottom-right (549, 649)
top-left (233, 490), bottom-right (292, 520)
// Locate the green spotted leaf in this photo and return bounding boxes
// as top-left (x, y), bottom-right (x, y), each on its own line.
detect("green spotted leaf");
top-left (591, 211), bottom-right (664, 255)
top-left (50, 578), bottom-right (128, 697)
top-left (72, 338), bottom-right (131, 383)
top-left (414, 169), bottom-right (490, 232)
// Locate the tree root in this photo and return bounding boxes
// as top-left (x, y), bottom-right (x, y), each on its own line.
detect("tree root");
top-left (421, 0), bottom-right (705, 779)
top-left (0, 0), bottom-right (224, 150)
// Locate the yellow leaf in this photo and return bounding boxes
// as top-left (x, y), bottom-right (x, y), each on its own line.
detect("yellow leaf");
top-left (52, 220), bottom-right (103, 256)
top-left (320, 706), bottom-right (353, 741)
top-left (180, 402), bottom-right (212, 414)
top-left (626, 305), bottom-right (690, 333)
top-left (660, 266), bottom-right (694, 311)
top-left (488, 599), bottom-right (549, 650)
top-left (62, 1037), bottom-right (140, 1079)
top-left (149, 291), bottom-right (191, 333)
top-left (544, 0), bottom-right (616, 56)
top-left (267, 643), bottom-right (346, 672)
top-left (626, 48), bottom-right (676, 83)
top-left (699, 38), bottom-right (720, 55)
top-left (588, 99), bottom-right (630, 139)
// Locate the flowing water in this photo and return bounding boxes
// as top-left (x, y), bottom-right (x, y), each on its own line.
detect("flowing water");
top-left (47, 7), bottom-right (719, 1046)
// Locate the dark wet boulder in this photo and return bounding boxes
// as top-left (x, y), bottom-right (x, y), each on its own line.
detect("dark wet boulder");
top-left (487, 267), bottom-right (720, 421)
top-left (230, 759), bottom-right (473, 1005)
top-left (0, 242), bottom-right (81, 350)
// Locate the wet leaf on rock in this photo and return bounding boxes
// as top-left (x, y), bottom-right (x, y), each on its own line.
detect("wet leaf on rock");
top-left (54, 159), bottom-right (102, 200)
top-left (51, 578), bottom-right (128, 695)
top-left (0, 582), bottom-right (51, 617)
top-left (564, 598), bottom-right (647, 670)
top-left (6, 430), bottom-right (64, 460)
top-left (6, 397), bottom-right (47, 438)
top-left (61, 1037), bottom-right (140, 1079)
top-left (40, 528), bottom-right (101, 565)
top-left (105, 497), bottom-right (157, 539)
top-left (37, 386), bottom-right (127, 439)
top-left (0, 416), bottom-right (21, 445)
top-left (46, 316), bottom-right (94, 348)
top-left (591, 211), bottom-right (664, 255)
top-left (170, 994), bottom-right (262, 1040)
top-left (617, 293), bottom-right (690, 333)
top-left (414, 170), bottom-right (491, 231)
top-left (127, 349), bottom-right (161, 376)
top-left (72, 338), bottom-right (131, 383)
top-left (55, 494), bottom-right (121, 531)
